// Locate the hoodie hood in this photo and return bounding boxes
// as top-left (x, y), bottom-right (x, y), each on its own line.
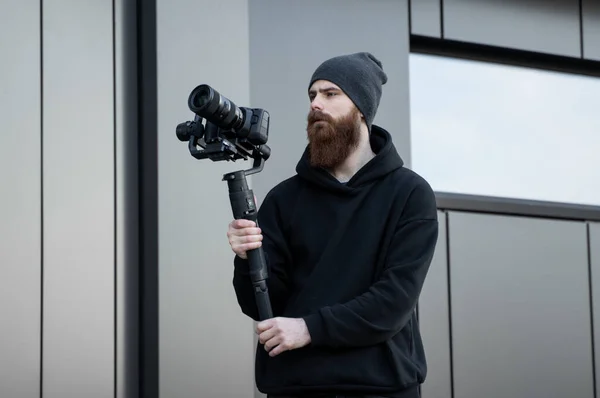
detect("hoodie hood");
top-left (295, 125), bottom-right (404, 195)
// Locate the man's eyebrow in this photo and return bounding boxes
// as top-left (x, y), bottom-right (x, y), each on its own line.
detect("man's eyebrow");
top-left (309, 87), bottom-right (341, 95)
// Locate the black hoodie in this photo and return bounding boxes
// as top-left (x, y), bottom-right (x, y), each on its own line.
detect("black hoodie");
top-left (232, 125), bottom-right (439, 397)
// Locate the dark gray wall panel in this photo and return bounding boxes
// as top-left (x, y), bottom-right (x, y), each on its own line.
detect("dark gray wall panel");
top-left (42, 1), bottom-right (115, 397)
top-left (443, 0), bottom-right (581, 57)
top-left (156, 1), bottom-right (255, 397)
top-left (115, 0), bottom-right (139, 397)
top-left (590, 222), bottom-right (600, 390)
top-left (448, 211), bottom-right (594, 398)
top-left (410, 0), bottom-right (441, 37)
top-left (418, 211), bottom-right (451, 398)
top-left (0, 2), bottom-right (41, 397)
top-left (583, 0), bottom-right (600, 60)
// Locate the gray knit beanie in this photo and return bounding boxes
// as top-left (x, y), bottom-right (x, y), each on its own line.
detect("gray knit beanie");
top-left (308, 52), bottom-right (388, 131)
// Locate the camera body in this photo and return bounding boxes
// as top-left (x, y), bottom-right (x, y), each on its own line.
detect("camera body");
top-left (176, 84), bottom-right (271, 169)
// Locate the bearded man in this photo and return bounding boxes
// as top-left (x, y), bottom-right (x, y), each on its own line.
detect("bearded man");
top-left (228, 52), bottom-right (439, 398)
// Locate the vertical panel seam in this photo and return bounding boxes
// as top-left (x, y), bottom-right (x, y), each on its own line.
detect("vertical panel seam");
top-left (445, 211), bottom-right (454, 398)
top-left (440, 0), bottom-right (444, 39)
top-left (39, 1), bottom-right (44, 397)
top-left (580, 0), bottom-right (585, 58)
top-left (408, 0), bottom-right (412, 35)
top-left (138, 0), bottom-right (159, 396)
top-left (112, 0), bottom-right (117, 397)
top-left (588, 222), bottom-right (597, 398)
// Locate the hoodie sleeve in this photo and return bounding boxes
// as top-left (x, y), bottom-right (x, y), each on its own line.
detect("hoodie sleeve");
top-left (232, 189), bottom-right (293, 321)
top-left (302, 182), bottom-right (439, 348)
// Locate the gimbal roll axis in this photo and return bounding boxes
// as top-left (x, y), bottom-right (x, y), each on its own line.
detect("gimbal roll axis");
top-left (175, 84), bottom-right (273, 321)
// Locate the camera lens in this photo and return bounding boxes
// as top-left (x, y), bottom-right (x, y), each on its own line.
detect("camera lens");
top-left (188, 84), bottom-right (244, 131)
top-left (192, 86), bottom-right (212, 109)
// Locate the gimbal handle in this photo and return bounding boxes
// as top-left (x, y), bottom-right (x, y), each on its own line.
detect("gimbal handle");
top-left (224, 170), bottom-right (273, 321)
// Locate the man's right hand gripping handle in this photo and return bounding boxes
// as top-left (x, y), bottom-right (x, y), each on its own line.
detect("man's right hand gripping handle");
top-left (228, 219), bottom-right (273, 320)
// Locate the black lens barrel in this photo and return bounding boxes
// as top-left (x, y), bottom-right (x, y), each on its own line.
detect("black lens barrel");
top-left (188, 84), bottom-right (244, 131)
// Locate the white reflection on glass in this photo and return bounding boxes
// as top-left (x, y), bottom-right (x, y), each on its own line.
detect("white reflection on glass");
top-left (409, 53), bottom-right (600, 206)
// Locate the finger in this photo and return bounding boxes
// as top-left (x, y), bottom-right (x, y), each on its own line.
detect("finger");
top-left (230, 234), bottom-right (262, 249)
top-left (232, 219), bottom-right (256, 228)
top-left (236, 242), bottom-right (262, 252)
top-left (230, 232), bottom-right (261, 244)
top-left (269, 341), bottom-right (288, 357)
top-left (241, 234), bottom-right (263, 244)
top-left (259, 328), bottom-right (278, 345)
top-left (264, 335), bottom-right (281, 352)
top-left (233, 227), bottom-right (262, 236)
top-left (256, 319), bottom-right (274, 333)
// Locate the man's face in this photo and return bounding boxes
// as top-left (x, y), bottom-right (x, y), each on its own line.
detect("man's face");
top-left (306, 80), bottom-right (362, 169)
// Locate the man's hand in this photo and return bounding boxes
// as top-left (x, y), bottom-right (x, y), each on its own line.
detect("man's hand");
top-left (257, 317), bottom-right (311, 357)
top-left (227, 219), bottom-right (263, 260)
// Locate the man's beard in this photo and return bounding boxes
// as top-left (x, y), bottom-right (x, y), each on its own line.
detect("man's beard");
top-left (306, 108), bottom-right (361, 169)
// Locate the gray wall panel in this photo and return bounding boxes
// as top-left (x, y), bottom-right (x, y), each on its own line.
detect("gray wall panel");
top-left (0, 2), bottom-right (41, 397)
top-left (418, 211), bottom-right (451, 398)
top-left (410, 0), bottom-right (441, 38)
top-left (443, 0), bottom-right (581, 57)
top-left (590, 222), bottom-right (600, 391)
top-left (583, 0), bottom-right (600, 60)
top-left (448, 212), bottom-right (594, 398)
top-left (156, 1), bottom-right (255, 397)
top-left (115, 0), bottom-right (139, 397)
top-left (42, 1), bottom-right (115, 397)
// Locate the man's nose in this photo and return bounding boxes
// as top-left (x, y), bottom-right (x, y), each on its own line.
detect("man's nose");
top-left (311, 98), bottom-right (324, 111)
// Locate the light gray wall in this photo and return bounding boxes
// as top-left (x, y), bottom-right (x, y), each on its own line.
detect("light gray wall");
top-left (418, 211), bottom-right (451, 398)
top-left (155, 1), bottom-right (255, 397)
top-left (42, 1), bottom-right (115, 396)
top-left (440, 0), bottom-right (582, 57)
top-left (0, 2), bottom-right (41, 397)
top-left (0, 1), bottom-right (137, 397)
top-left (583, 0), bottom-right (600, 61)
top-left (448, 211), bottom-right (594, 398)
top-left (410, 0), bottom-right (442, 38)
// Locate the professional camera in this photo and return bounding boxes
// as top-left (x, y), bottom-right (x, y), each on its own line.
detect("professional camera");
top-left (176, 84), bottom-right (271, 175)
top-left (175, 84), bottom-right (273, 321)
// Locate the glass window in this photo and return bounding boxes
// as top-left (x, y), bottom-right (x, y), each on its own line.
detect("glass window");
top-left (409, 53), bottom-right (600, 207)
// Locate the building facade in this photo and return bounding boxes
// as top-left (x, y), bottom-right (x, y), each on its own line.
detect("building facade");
top-left (2, 1), bottom-right (600, 398)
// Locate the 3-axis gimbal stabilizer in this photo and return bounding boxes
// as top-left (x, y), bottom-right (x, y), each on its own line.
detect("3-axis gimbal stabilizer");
top-left (175, 84), bottom-right (273, 321)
